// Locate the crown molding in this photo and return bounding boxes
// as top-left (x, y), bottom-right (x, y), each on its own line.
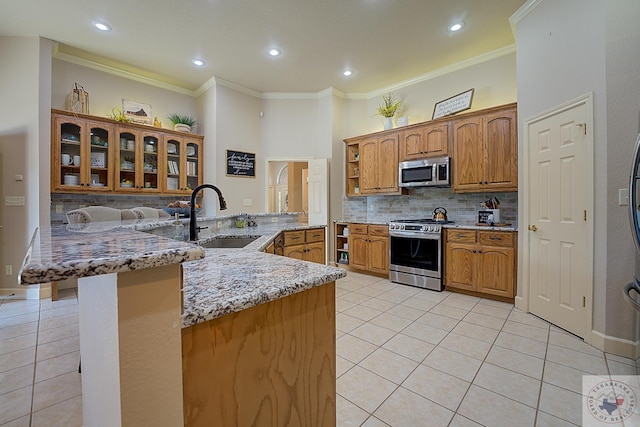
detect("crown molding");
top-left (52, 44), bottom-right (196, 97)
top-left (509, 0), bottom-right (543, 31)
top-left (212, 78), bottom-right (262, 98)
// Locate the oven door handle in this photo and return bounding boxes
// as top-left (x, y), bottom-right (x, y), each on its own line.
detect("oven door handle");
top-left (389, 231), bottom-right (441, 240)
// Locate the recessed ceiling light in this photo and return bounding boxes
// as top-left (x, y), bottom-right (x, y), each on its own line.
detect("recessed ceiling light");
top-left (91, 20), bottom-right (111, 32)
top-left (267, 48), bottom-right (282, 57)
top-left (343, 70), bottom-right (353, 77)
top-left (192, 58), bottom-right (206, 67)
top-left (448, 22), bottom-right (465, 32)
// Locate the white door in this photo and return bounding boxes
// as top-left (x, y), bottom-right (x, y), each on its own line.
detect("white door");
top-left (308, 158), bottom-right (328, 226)
top-left (527, 97), bottom-right (592, 338)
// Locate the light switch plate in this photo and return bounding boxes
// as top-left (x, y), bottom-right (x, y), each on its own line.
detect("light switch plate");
top-left (55, 205), bottom-right (63, 213)
top-left (271, 217), bottom-right (279, 223)
top-left (619, 188), bottom-right (629, 206)
top-left (243, 199), bottom-right (252, 206)
top-left (5, 196), bottom-right (25, 206)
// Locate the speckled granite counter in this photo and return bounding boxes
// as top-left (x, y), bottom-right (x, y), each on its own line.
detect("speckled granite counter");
top-left (444, 223), bottom-right (518, 232)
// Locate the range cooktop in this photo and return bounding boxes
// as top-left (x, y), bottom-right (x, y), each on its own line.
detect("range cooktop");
top-left (390, 218), bottom-right (455, 225)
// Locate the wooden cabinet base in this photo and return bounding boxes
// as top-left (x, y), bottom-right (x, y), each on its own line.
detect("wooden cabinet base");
top-left (182, 283), bottom-right (336, 427)
top-left (445, 286), bottom-right (514, 304)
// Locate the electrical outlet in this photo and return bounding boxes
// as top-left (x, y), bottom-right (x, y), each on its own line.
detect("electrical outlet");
top-left (55, 204), bottom-right (63, 213)
top-left (271, 217), bottom-right (279, 223)
top-left (243, 199), bottom-right (252, 206)
top-left (4, 196), bottom-right (25, 206)
top-left (217, 220), bottom-right (222, 228)
top-left (619, 188), bottom-right (629, 206)
top-left (5, 265), bottom-right (12, 276)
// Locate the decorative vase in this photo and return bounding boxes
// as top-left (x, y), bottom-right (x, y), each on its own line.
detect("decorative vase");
top-left (174, 123), bottom-right (192, 133)
top-left (382, 117), bottom-right (393, 130)
top-left (396, 116), bottom-right (409, 127)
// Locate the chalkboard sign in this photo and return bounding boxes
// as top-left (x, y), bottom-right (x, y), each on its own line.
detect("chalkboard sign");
top-left (226, 150), bottom-right (256, 177)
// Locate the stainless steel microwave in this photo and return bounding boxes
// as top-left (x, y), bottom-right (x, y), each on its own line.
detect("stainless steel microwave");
top-left (399, 156), bottom-right (450, 188)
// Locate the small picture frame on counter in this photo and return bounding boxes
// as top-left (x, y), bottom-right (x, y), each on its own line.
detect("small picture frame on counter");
top-left (478, 209), bottom-right (500, 224)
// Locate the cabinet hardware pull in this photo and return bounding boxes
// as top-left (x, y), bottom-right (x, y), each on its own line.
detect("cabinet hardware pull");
top-left (488, 236), bottom-right (501, 241)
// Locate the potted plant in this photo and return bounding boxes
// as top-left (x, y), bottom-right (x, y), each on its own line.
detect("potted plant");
top-left (376, 93), bottom-right (401, 130)
top-left (167, 113), bottom-right (197, 133)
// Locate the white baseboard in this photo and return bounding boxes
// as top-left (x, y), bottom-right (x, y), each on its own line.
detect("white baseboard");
top-left (514, 295), bottom-right (526, 311)
top-left (0, 285), bottom-right (45, 300)
top-left (590, 329), bottom-right (639, 360)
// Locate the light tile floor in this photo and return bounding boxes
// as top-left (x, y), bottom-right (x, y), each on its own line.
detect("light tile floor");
top-left (0, 273), bottom-right (638, 426)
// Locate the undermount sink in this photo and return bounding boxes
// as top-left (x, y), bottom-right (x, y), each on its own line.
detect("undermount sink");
top-left (199, 236), bottom-right (259, 249)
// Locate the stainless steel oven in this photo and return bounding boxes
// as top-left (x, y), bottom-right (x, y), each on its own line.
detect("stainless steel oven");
top-left (389, 219), bottom-right (451, 291)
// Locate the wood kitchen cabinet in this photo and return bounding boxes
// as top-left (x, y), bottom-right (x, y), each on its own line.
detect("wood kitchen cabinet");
top-left (348, 224), bottom-right (389, 275)
top-left (345, 142), bottom-right (361, 197)
top-left (281, 228), bottom-right (326, 264)
top-left (400, 122), bottom-right (449, 161)
top-left (51, 109), bottom-right (203, 195)
top-left (451, 103), bottom-right (517, 193)
top-left (359, 134), bottom-right (401, 195)
top-left (444, 228), bottom-right (516, 300)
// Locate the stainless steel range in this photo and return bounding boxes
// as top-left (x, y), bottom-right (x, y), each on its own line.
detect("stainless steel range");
top-left (389, 218), bottom-right (453, 291)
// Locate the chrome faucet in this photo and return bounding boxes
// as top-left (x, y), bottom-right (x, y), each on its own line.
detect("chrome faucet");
top-left (189, 184), bottom-right (227, 241)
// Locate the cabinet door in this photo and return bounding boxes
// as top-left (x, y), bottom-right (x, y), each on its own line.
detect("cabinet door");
top-left (164, 136), bottom-right (186, 194)
top-left (349, 233), bottom-right (369, 270)
top-left (452, 117), bottom-right (483, 192)
top-left (368, 235), bottom-right (389, 274)
top-left (444, 243), bottom-right (477, 291)
top-left (423, 123), bottom-right (448, 156)
top-left (345, 142), bottom-right (361, 196)
top-left (283, 244), bottom-right (305, 260)
top-left (140, 132), bottom-right (162, 192)
top-left (377, 135), bottom-right (399, 193)
top-left (477, 246), bottom-right (515, 298)
top-left (359, 139), bottom-right (379, 194)
top-left (86, 121), bottom-right (113, 191)
top-left (185, 139), bottom-right (202, 192)
top-left (304, 241), bottom-right (325, 264)
top-left (484, 109), bottom-right (517, 191)
top-left (52, 115), bottom-right (84, 192)
top-left (400, 128), bottom-right (424, 161)
top-left (114, 129), bottom-right (139, 192)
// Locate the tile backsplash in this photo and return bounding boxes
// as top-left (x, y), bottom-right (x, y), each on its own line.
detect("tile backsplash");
top-left (342, 188), bottom-right (517, 226)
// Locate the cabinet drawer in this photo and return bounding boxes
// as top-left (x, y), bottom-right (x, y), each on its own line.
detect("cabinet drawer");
top-left (305, 228), bottom-right (325, 243)
top-left (478, 231), bottom-right (515, 247)
top-left (283, 230), bottom-right (305, 246)
top-left (369, 225), bottom-right (389, 237)
top-left (350, 224), bottom-right (368, 234)
top-left (446, 229), bottom-right (477, 243)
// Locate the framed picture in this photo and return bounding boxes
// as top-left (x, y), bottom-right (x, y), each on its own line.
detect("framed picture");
top-left (122, 99), bottom-right (152, 125)
top-left (432, 88), bottom-right (474, 119)
top-left (90, 152), bottom-right (105, 168)
top-left (226, 150), bottom-right (255, 178)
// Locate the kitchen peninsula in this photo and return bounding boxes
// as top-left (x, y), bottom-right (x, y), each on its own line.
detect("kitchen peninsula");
top-left (19, 218), bottom-right (345, 427)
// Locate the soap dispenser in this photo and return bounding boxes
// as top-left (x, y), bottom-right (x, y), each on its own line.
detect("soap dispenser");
top-left (173, 213), bottom-right (185, 241)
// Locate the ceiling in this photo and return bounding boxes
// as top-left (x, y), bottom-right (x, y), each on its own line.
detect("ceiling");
top-left (0, 0), bottom-right (527, 94)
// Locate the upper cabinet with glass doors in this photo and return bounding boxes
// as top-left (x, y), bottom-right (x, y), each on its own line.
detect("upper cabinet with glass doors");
top-left (51, 109), bottom-right (203, 195)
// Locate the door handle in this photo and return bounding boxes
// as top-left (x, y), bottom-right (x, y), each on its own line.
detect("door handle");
top-left (528, 225), bottom-right (538, 232)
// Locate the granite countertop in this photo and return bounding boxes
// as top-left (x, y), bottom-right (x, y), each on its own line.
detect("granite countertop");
top-left (444, 223), bottom-right (518, 232)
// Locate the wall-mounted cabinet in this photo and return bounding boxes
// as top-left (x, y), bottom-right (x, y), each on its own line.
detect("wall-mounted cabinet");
top-left (51, 109), bottom-right (203, 195)
top-left (359, 135), bottom-right (401, 195)
top-left (345, 142), bottom-right (361, 197)
top-left (399, 122), bottom-right (448, 161)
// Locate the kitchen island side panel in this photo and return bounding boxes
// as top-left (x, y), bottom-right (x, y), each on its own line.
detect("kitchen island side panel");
top-left (182, 282), bottom-right (336, 427)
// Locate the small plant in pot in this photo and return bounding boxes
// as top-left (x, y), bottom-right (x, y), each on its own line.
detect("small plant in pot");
top-left (167, 113), bottom-right (197, 133)
top-left (376, 93), bottom-right (401, 130)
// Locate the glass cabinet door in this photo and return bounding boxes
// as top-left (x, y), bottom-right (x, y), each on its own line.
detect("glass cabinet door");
top-left (87, 124), bottom-right (111, 190)
top-left (141, 133), bottom-right (160, 192)
top-left (185, 141), bottom-right (201, 191)
top-left (57, 119), bottom-right (83, 190)
top-left (116, 131), bottom-right (137, 191)
top-left (165, 137), bottom-right (184, 193)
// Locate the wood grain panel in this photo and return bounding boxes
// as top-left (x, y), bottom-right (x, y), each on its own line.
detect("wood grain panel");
top-left (423, 123), bottom-right (449, 156)
top-left (182, 283), bottom-right (336, 427)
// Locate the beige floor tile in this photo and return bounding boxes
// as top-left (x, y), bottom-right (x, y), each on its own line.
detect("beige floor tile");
top-left (549, 331), bottom-right (604, 358)
top-left (336, 365), bottom-right (397, 413)
top-left (414, 311), bottom-right (460, 331)
top-left (0, 386), bottom-right (32, 425)
top-left (546, 344), bottom-right (608, 375)
top-left (359, 298), bottom-right (398, 312)
top-left (477, 298), bottom-right (513, 310)
top-left (36, 335), bottom-right (80, 362)
top-left (399, 297), bottom-right (435, 312)
top-left (494, 331), bottom-right (547, 359)
top-left (470, 303), bottom-right (511, 319)
top-left (351, 286), bottom-right (387, 297)
top-left (350, 322), bottom-right (397, 346)
top-left (0, 303), bottom-right (39, 319)
top-left (336, 313), bottom-right (365, 333)
top-left (336, 394), bottom-right (369, 427)
top-left (542, 361), bottom-right (606, 396)
top-left (458, 385), bottom-right (536, 427)
top-left (339, 292), bottom-right (372, 305)
top-left (473, 363), bottom-right (541, 408)
top-left (39, 298), bottom-right (78, 312)
top-left (452, 321), bottom-right (499, 344)
top-left (403, 364), bottom-right (470, 411)
top-left (507, 309), bottom-right (550, 329)
top-left (374, 386), bottom-right (454, 427)
top-left (336, 355), bottom-right (354, 378)
top-left (462, 311), bottom-right (507, 330)
top-left (30, 395), bottom-right (82, 427)
top-left (441, 295), bottom-right (478, 311)
top-left (376, 290), bottom-right (413, 304)
top-left (382, 333), bottom-right (435, 363)
top-left (38, 304), bottom-right (79, 320)
top-left (422, 347), bottom-right (482, 382)
top-left (385, 304), bottom-right (426, 320)
top-left (502, 320), bottom-right (549, 343)
top-left (336, 299), bottom-right (356, 312)
top-left (401, 321), bottom-right (449, 345)
top-left (430, 303), bottom-right (469, 320)
top-left (0, 334), bottom-right (36, 356)
top-left (412, 290), bottom-right (450, 303)
top-left (535, 410), bottom-right (580, 427)
top-left (0, 312), bottom-right (39, 328)
top-left (0, 364), bottom-right (34, 395)
top-left (32, 371), bottom-right (82, 412)
top-left (448, 414), bottom-right (484, 427)
top-left (37, 314), bottom-right (79, 332)
top-left (34, 350), bottom-right (80, 383)
top-left (369, 312), bottom-right (413, 332)
top-left (485, 345), bottom-right (544, 379)
top-left (439, 333), bottom-right (492, 361)
top-left (607, 360), bottom-right (637, 375)
top-left (0, 414), bottom-right (30, 427)
top-left (37, 323), bottom-right (78, 346)
top-left (343, 304), bottom-right (383, 322)
top-left (538, 382), bottom-right (582, 425)
top-left (0, 348), bottom-right (35, 373)
top-left (361, 416), bottom-right (390, 427)
top-left (606, 353), bottom-right (635, 366)
top-left (336, 334), bottom-right (377, 364)
top-left (0, 322), bottom-right (37, 341)
top-left (360, 348), bottom-right (418, 384)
